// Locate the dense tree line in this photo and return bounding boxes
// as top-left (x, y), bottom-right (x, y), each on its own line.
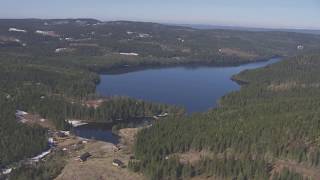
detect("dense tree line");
top-left (66, 96), bottom-right (184, 122)
top-left (1, 19), bottom-right (320, 178)
top-left (0, 94), bottom-right (48, 167)
top-left (8, 150), bottom-right (67, 180)
top-left (133, 54), bottom-right (320, 179)
top-left (0, 53), bottom-right (182, 167)
top-left (2, 19), bottom-right (320, 70)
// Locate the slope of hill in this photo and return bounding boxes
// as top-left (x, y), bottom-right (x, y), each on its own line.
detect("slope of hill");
top-left (1, 19), bottom-right (320, 71)
top-left (1, 19), bottom-right (320, 179)
top-left (133, 54), bottom-right (320, 179)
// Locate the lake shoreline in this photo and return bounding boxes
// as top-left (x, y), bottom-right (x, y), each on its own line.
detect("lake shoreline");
top-left (96, 57), bottom-right (281, 113)
top-left (73, 57), bottom-right (282, 146)
top-left (96, 55), bottom-right (281, 75)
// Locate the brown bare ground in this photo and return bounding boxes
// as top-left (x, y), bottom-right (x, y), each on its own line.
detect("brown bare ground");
top-left (175, 148), bottom-right (236, 165)
top-left (176, 151), bottom-right (210, 165)
top-left (21, 113), bottom-right (56, 130)
top-left (270, 160), bottom-right (320, 179)
top-left (219, 48), bottom-right (258, 59)
top-left (84, 99), bottom-right (105, 108)
top-left (268, 82), bottom-right (320, 92)
top-left (191, 176), bottom-right (222, 180)
top-left (55, 128), bottom-right (144, 180)
top-left (118, 128), bottom-right (141, 149)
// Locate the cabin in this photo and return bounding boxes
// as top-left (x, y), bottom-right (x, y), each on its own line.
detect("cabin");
top-left (56, 131), bottom-right (68, 138)
top-left (79, 152), bottom-right (91, 162)
top-left (297, 45), bottom-right (304, 50)
top-left (129, 155), bottom-right (135, 160)
top-left (113, 145), bottom-right (121, 152)
top-left (112, 159), bottom-right (124, 167)
top-left (157, 112), bottom-right (168, 117)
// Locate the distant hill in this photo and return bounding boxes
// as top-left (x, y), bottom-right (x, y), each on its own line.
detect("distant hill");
top-left (177, 24), bottom-right (320, 35)
top-left (1, 18), bottom-right (320, 68)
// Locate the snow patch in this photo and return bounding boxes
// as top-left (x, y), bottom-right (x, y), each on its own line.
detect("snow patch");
top-left (35, 30), bottom-right (59, 37)
top-left (60, 131), bottom-right (70, 136)
top-left (65, 37), bottom-right (73, 41)
top-left (127, 31), bottom-right (134, 35)
top-left (138, 33), bottom-right (152, 38)
top-left (30, 149), bottom-right (51, 162)
top-left (9, 28), bottom-right (27, 33)
top-left (1, 168), bottom-right (12, 175)
top-left (67, 120), bottom-right (88, 127)
top-left (119, 52), bottom-right (139, 56)
top-left (16, 110), bottom-right (28, 116)
top-left (177, 38), bottom-right (185, 43)
top-left (55, 48), bottom-right (68, 53)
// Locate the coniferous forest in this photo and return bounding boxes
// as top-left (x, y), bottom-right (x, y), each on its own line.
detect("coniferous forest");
top-left (1, 19), bottom-right (320, 179)
top-left (133, 54), bottom-right (320, 179)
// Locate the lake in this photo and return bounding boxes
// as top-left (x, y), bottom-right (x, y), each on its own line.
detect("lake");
top-left (97, 58), bottom-right (281, 113)
top-left (72, 123), bottom-right (120, 144)
top-left (72, 119), bottom-right (153, 144)
top-left (75, 58), bottom-right (280, 144)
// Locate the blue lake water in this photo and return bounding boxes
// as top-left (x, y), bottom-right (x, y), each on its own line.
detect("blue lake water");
top-left (97, 58), bottom-right (280, 113)
top-left (73, 123), bottom-right (119, 144)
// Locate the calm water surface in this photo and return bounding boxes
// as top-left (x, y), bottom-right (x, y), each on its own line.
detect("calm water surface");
top-left (73, 123), bottom-right (119, 144)
top-left (75, 58), bottom-right (280, 144)
top-left (72, 119), bottom-right (153, 144)
top-left (97, 58), bottom-right (280, 113)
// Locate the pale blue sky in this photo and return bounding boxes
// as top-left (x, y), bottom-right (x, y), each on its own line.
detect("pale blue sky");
top-left (1, 0), bottom-right (320, 29)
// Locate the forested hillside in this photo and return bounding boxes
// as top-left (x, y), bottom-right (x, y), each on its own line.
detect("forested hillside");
top-left (0, 56), bottom-right (180, 167)
top-left (0, 96), bottom-right (48, 167)
top-left (133, 54), bottom-right (320, 179)
top-left (1, 19), bottom-right (320, 71)
top-left (1, 19), bottom-right (320, 177)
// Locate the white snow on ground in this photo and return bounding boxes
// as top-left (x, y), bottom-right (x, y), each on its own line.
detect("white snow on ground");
top-left (1, 168), bottom-right (12, 175)
top-left (16, 110), bottom-right (28, 116)
top-left (119, 52), bottom-right (139, 56)
top-left (11, 38), bottom-right (21, 43)
top-left (60, 131), bottom-right (70, 136)
top-left (30, 149), bottom-right (51, 162)
top-left (15, 110), bottom-right (28, 123)
top-left (55, 48), bottom-right (68, 53)
top-left (9, 28), bottom-right (27, 33)
top-left (126, 31), bottom-right (134, 35)
top-left (126, 31), bottom-right (152, 38)
top-left (35, 30), bottom-right (59, 37)
top-left (138, 33), bottom-right (152, 38)
top-left (67, 120), bottom-right (88, 127)
top-left (65, 37), bottom-right (73, 41)
top-left (35, 30), bottom-right (47, 35)
top-left (177, 38), bottom-right (185, 43)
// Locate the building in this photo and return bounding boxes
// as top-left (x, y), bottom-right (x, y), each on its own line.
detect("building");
top-left (79, 152), bottom-right (91, 162)
top-left (157, 112), bottom-right (168, 118)
top-left (297, 45), bottom-right (304, 50)
top-left (112, 159), bottom-right (124, 167)
top-left (113, 145), bottom-right (121, 152)
top-left (56, 131), bottom-right (68, 138)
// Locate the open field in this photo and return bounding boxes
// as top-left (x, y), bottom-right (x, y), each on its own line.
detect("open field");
top-left (55, 128), bottom-right (144, 180)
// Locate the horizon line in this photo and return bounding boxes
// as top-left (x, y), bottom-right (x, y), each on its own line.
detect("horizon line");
top-left (1, 17), bottom-right (320, 31)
